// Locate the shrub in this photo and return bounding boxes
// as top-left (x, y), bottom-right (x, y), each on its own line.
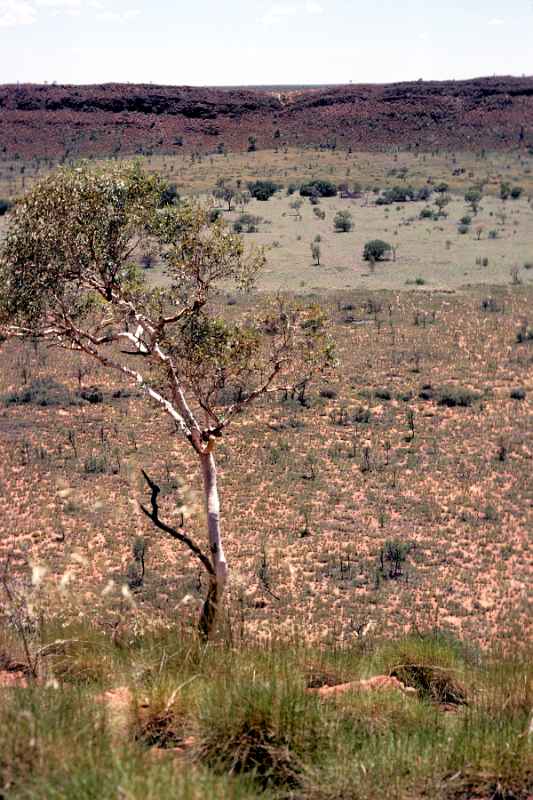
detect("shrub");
top-left (376, 185), bottom-right (419, 205)
top-left (419, 207), bottom-right (435, 220)
top-left (437, 386), bottom-right (481, 407)
top-left (333, 210), bottom-right (353, 232)
top-left (457, 224), bottom-right (470, 235)
top-left (488, 229), bottom-right (499, 239)
top-left (3, 378), bottom-right (74, 407)
top-left (516, 324), bottom-right (533, 343)
top-left (510, 388), bottom-right (526, 400)
top-left (233, 213), bottom-right (261, 233)
top-left (460, 215), bottom-right (472, 225)
top-left (159, 182), bottom-right (179, 207)
top-left (464, 188), bottom-right (482, 212)
top-left (0, 198), bottom-right (12, 216)
top-left (313, 207), bottom-right (326, 220)
top-left (510, 186), bottom-right (523, 199)
top-left (247, 180), bottom-right (279, 201)
top-left (363, 239), bottom-right (392, 261)
top-left (300, 180), bottom-right (337, 198)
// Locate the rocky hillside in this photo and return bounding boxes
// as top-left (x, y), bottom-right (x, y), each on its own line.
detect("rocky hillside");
top-left (1, 76), bottom-right (532, 158)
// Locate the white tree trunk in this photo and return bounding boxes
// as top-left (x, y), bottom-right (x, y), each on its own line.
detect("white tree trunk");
top-left (198, 448), bottom-right (228, 637)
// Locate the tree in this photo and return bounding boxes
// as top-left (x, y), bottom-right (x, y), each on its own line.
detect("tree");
top-left (363, 240), bottom-right (392, 261)
top-left (0, 163), bottom-right (335, 640)
top-left (464, 188), bottom-right (482, 214)
top-left (333, 210), bottom-right (353, 232)
top-left (213, 181), bottom-right (237, 212)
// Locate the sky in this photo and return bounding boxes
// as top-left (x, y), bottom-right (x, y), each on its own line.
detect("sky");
top-left (0, 0), bottom-right (532, 86)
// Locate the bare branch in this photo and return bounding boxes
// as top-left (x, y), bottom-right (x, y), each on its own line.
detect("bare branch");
top-left (139, 470), bottom-right (214, 577)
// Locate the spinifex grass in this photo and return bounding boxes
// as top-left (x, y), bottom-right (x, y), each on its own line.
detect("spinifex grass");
top-left (0, 625), bottom-right (530, 799)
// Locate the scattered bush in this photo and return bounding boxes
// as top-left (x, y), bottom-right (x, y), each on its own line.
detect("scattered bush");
top-left (3, 378), bottom-right (74, 407)
top-left (363, 239), bottom-right (392, 261)
top-left (247, 180), bottom-right (279, 201)
top-left (300, 180), bottom-right (337, 198)
top-left (0, 198), bottom-right (12, 216)
top-left (333, 210), bottom-right (353, 232)
top-left (510, 388), bottom-right (526, 400)
top-left (437, 386), bottom-right (481, 407)
top-left (159, 183), bottom-right (179, 207)
top-left (233, 213), bottom-right (261, 233)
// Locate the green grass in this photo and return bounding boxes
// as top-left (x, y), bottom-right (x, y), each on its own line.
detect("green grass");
top-left (1, 626), bottom-right (531, 799)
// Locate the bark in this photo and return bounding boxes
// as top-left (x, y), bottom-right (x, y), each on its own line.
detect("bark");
top-left (198, 447), bottom-right (228, 639)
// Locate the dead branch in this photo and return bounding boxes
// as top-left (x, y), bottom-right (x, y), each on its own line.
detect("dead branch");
top-left (139, 470), bottom-right (214, 577)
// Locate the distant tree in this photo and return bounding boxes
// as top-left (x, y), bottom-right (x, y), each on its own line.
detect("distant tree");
top-left (213, 183), bottom-right (237, 212)
top-left (464, 188), bottom-right (482, 214)
top-left (363, 239), bottom-right (392, 261)
top-left (333, 210), bottom-right (353, 232)
top-left (0, 163), bottom-right (335, 640)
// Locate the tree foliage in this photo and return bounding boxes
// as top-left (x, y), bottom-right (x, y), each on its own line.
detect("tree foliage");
top-left (0, 162), bottom-right (335, 637)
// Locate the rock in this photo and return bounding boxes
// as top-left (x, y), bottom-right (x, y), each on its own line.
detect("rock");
top-left (307, 675), bottom-right (416, 698)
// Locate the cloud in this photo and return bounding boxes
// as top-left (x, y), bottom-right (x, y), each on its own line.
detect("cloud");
top-left (488, 17), bottom-right (504, 25)
top-left (260, 1), bottom-right (322, 25)
top-left (35, 0), bottom-right (82, 7)
top-left (260, 3), bottom-right (296, 25)
top-left (0, 0), bottom-right (37, 27)
top-left (96, 7), bottom-right (139, 21)
top-left (418, 31), bottom-right (429, 41)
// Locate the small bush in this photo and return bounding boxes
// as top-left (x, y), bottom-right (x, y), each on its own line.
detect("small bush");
top-left (510, 388), bottom-right (526, 400)
top-left (247, 180), bottom-right (279, 201)
top-left (159, 183), bottom-right (179, 207)
top-left (4, 378), bottom-right (74, 407)
top-left (0, 198), bottom-right (12, 216)
top-left (363, 239), bottom-right (392, 261)
top-left (333, 210), bottom-right (353, 232)
top-left (516, 324), bottom-right (533, 343)
top-left (78, 386), bottom-right (103, 404)
top-left (300, 180), bottom-right (337, 198)
top-left (457, 224), bottom-right (470, 235)
top-left (437, 386), bottom-right (481, 407)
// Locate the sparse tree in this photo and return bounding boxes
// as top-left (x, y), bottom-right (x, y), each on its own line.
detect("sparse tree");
top-left (0, 163), bottom-right (335, 640)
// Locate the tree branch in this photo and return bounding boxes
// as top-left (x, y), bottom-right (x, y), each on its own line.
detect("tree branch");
top-left (139, 470), bottom-right (215, 577)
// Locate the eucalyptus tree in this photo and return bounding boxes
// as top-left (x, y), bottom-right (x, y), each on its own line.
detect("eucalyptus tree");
top-left (0, 163), bottom-right (334, 638)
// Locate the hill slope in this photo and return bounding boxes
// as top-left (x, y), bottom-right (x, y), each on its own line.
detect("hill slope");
top-left (1, 76), bottom-right (533, 158)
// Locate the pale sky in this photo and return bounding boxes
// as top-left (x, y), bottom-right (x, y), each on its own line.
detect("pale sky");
top-left (0, 0), bottom-right (532, 86)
